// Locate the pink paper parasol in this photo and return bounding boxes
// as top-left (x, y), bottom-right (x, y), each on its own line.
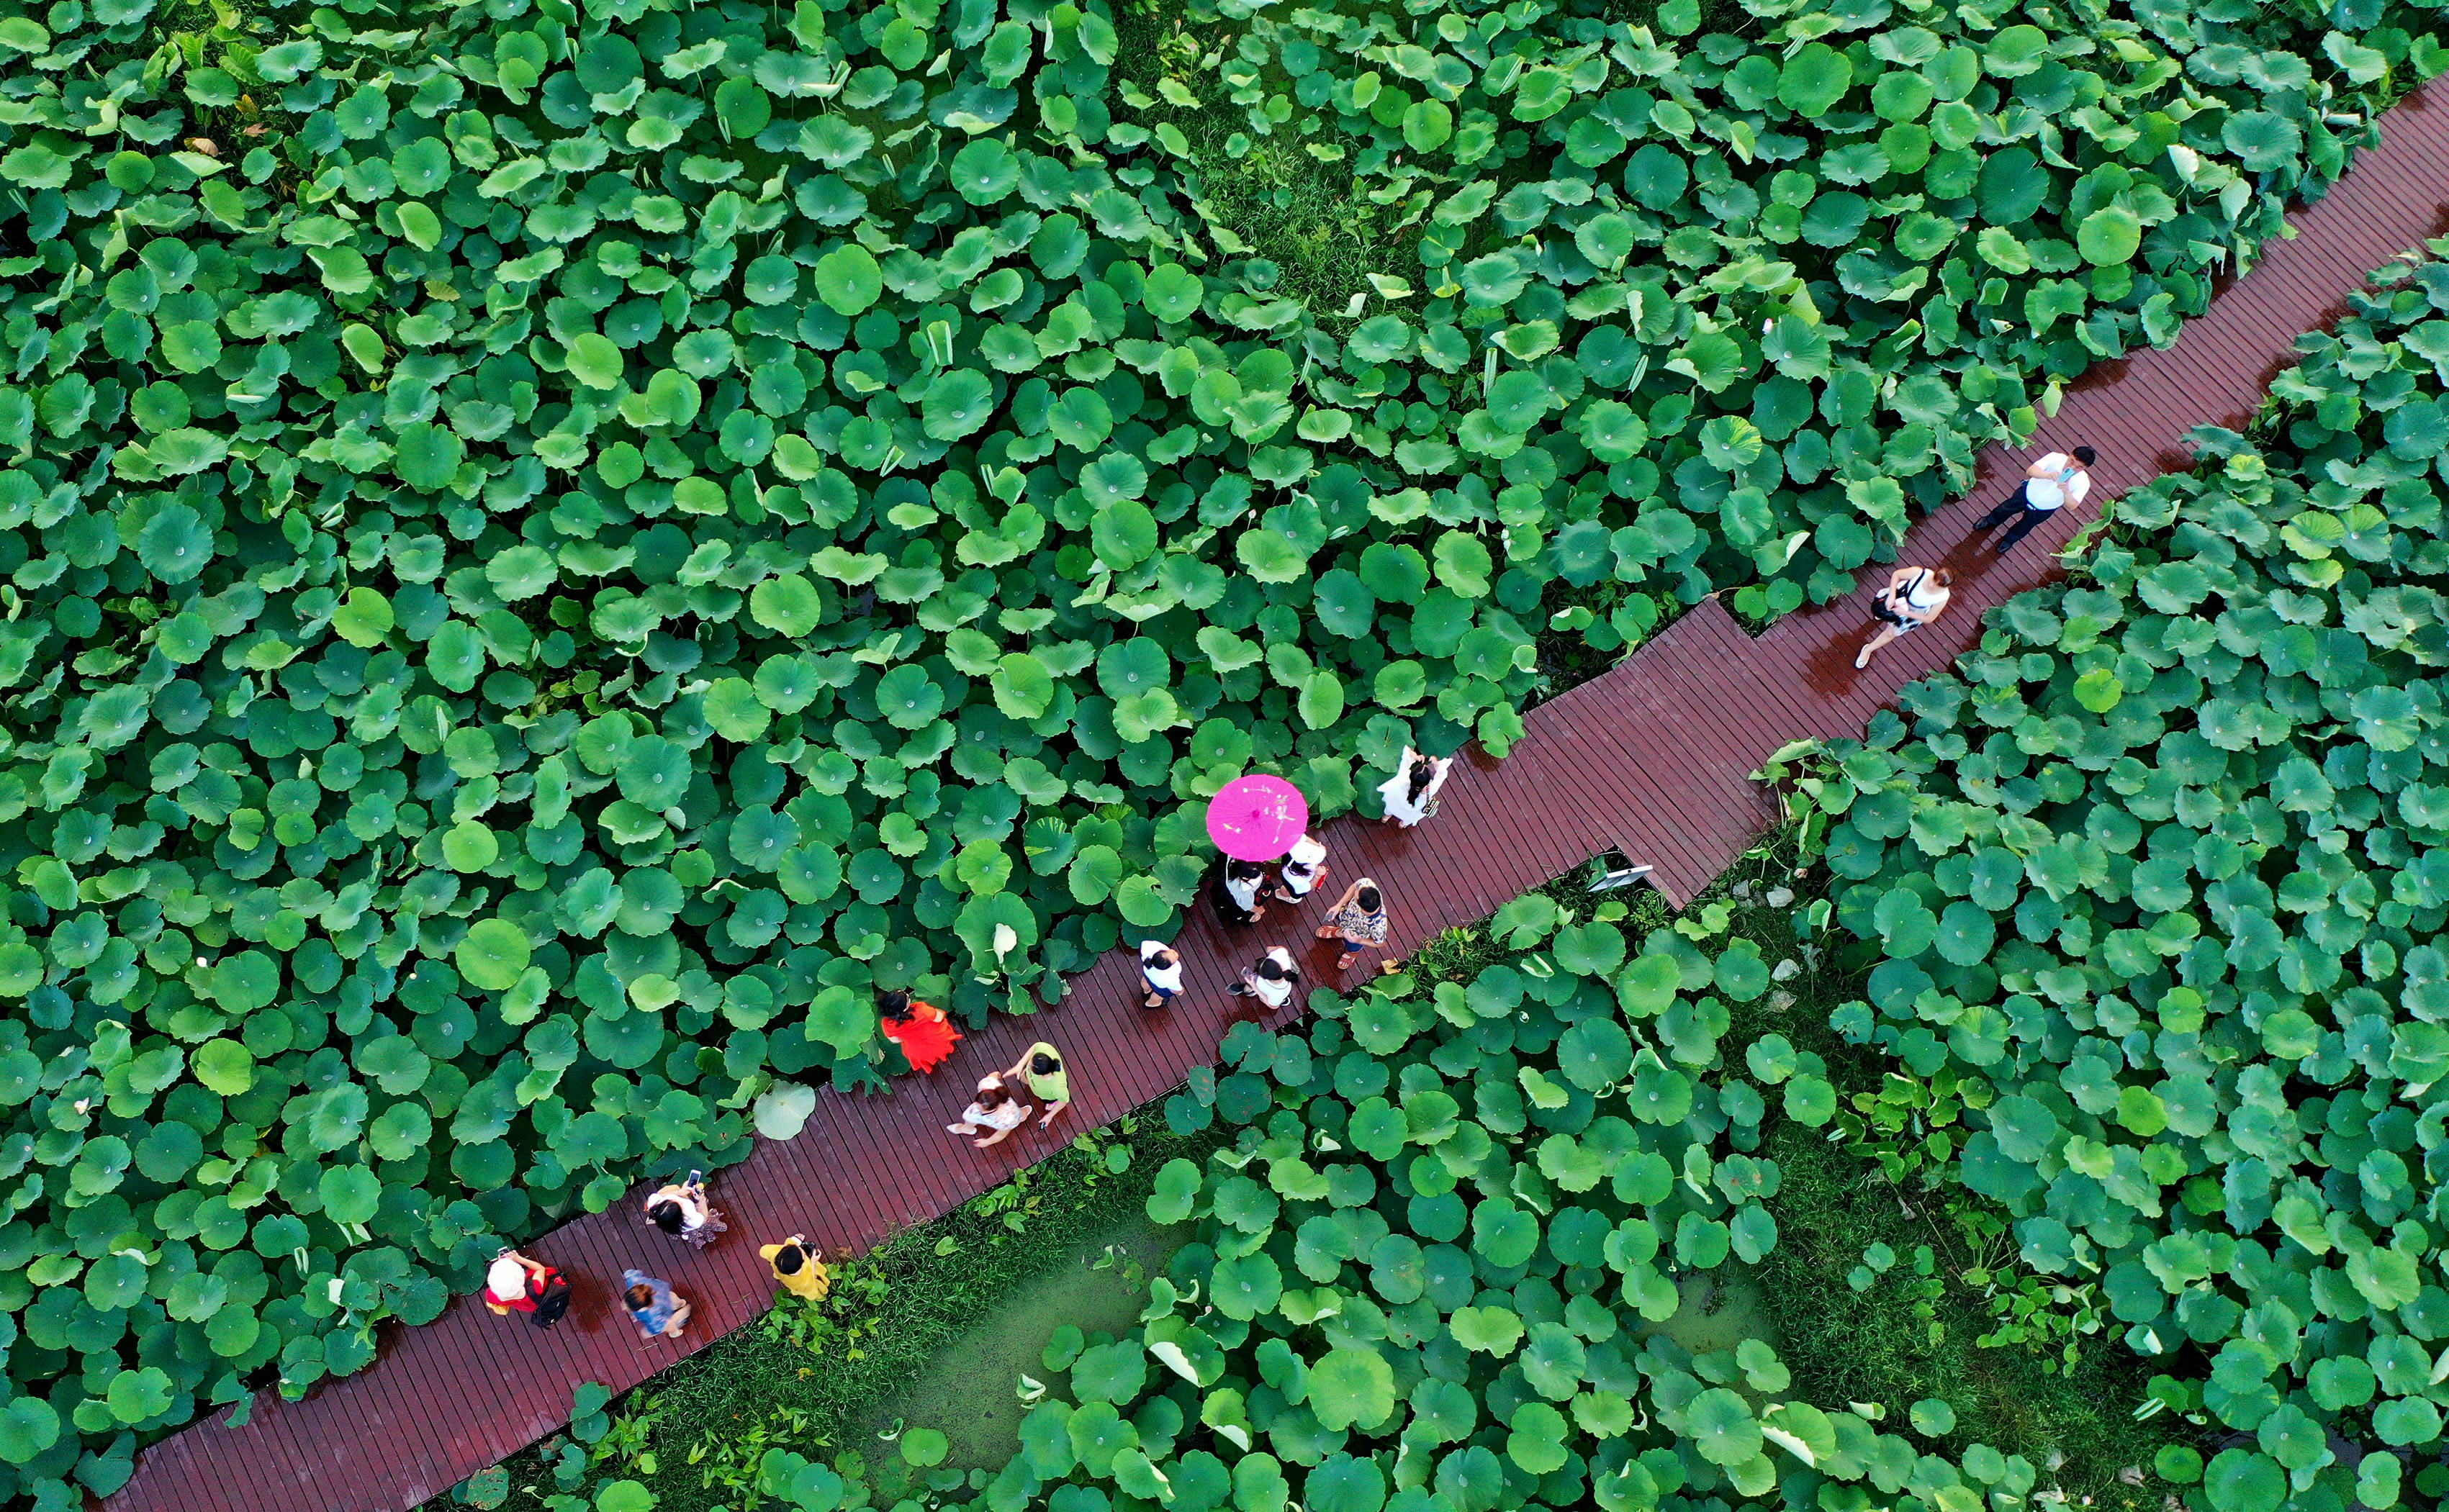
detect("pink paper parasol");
top-left (1206, 774), bottom-right (1309, 861)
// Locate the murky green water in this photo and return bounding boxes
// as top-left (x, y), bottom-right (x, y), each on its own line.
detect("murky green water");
top-left (866, 1233), bottom-right (1777, 1474)
top-left (857, 1216), bottom-right (1191, 1470)
top-left (1649, 1272), bottom-right (1780, 1357)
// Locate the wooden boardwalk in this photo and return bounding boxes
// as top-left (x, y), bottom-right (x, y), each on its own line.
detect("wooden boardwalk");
top-left (102, 83), bottom-right (2449, 1512)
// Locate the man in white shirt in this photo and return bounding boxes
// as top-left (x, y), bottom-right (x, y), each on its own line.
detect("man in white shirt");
top-left (1970, 445), bottom-right (2095, 553)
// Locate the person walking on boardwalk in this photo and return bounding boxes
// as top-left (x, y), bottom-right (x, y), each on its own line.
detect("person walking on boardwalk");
top-left (1854, 566), bottom-right (1954, 669)
top-left (1213, 857), bottom-right (1269, 926)
top-left (1007, 1041), bottom-right (1071, 1128)
top-left (481, 1249), bottom-right (569, 1325)
top-left (643, 1169), bottom-right (726, 1250)
top-left (1377, 747), bottom-right (1453, 828)
top-left (1140, 939), bottom-right (1184, 1010)
top-left (623, 1269), bottom-right (692, 1342)
top-left (1317, 879), bottom-right (1392, 971)
top-left (1228, 946), bottom-right (1302, 1008)
top-left (878, 987), bottom-right (961, 1073)
top-left (761, 1233), bottom-right (832, 1302)
top-left (1263, 834), bottom-right (1329, 908)
top-left (947, 1072), bottom-right (1030, 1147)
top-left (1969, 445), bottom-right (2093, 553)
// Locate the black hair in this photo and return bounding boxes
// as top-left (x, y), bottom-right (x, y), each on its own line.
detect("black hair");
top-left (877, 988), bottom-right (911, 1016)
top-left (774, 1244), bottom-right (805, 1275)
top-left (1227, 859), bottom-right (1266, 880)
top-left (2072, 445), bottom-right (2096, 465)
top-left (1407, 756), bottom-right (1436, 802)
top-left (1032, 1051), bottom-right (1059, 1076)
top-left (1257, 958), bottom-right (1285, 981)
top-left (649, 1201), bottom-right (684, 1234)
top-left (1357, 886), bottom-right (1381, 912)
top-left (626, 1282), bottom-right (656, 1308)
top-left (975, 1082), bottom-right (1011, 1110)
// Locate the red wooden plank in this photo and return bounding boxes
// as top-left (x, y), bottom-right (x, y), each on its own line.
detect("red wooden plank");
top-left (1538, 692), bottom-right (1746, 866)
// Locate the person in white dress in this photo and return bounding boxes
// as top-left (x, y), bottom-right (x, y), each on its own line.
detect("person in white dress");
top-left (1376, 746), bottom-right (1452, 828)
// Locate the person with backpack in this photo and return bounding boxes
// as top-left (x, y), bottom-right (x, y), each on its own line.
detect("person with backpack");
top-left (643, 1168), bottom-right (726, 1250)
top-left (761, 1233), bottom-right (833, 1303)
top-left (623, 1269), bottom-right (692, 1343)
top-left (482, 1249), bottom-right (571, 1326)
top-left (1376, 747), bottom-right (1453, 828)
top-left (1970, 445), bottom-right (2095, 553)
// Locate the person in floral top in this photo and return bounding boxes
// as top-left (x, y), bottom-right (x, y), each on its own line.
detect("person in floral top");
top-left (1316, 879), bottom-right (1389, 972)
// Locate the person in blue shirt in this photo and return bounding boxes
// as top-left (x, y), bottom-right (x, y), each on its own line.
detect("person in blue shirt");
top-left (622, 1269), bottom-right (691, 1342)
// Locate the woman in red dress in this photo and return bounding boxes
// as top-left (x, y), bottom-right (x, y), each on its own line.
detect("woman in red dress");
top-left (878, 988), bottom-right (960, 1073)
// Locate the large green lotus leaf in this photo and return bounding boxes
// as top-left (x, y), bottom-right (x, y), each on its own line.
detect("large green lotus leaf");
top-left (813, 245), bottom-right (883, 315)
top-left (1305, 1347), bottom-right (1394, 1431)
top-left (1777, 42), bottom-right (1852, 117)
top-left (456, 920), bottom-right (531, 992)
top-left (1685, 1388), bottom-right (1763, 1466)
top-left (2202, 1449), bottom-right (2286, 1512)
top-left (1070, 1341), bottom-right (1147, 1405)
top-left (2077, 206), bottom-right (2142, 266)
top-left (1505, 1400), bottom-right (1571, 1475)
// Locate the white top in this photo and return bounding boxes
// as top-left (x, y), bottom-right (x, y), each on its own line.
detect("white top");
top-left (963, 1082), bottom-right (1029, 1131)
top-left (1139, 941), bottom-right (1183, 992)
top-left (1223, 870), bottom-right (1262, 910)
top-left (1276, 844), bottom-right (1325, 897)
top-left (2024, 453), bottom-right (2091, 511)
top-left (644, 1185), bottom-right (708, 1229)
top-left (1377, 749), bottom-right (1453, 828)
top-left (1248, 946), bottom-right (1298, 1007)
top-left (1895, 571), bottom-right (1946, 616)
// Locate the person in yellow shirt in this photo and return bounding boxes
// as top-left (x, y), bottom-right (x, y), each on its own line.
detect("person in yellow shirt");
top-left (761, 1233), bottom-right (831, 1301)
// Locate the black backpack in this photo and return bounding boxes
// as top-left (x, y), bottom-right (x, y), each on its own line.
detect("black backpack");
top-left (529, 1267), bottom-right (572, 1327)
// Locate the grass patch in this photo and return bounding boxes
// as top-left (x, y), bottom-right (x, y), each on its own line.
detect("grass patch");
top-left (453, 1116), bottom-right (1223, 1512)
top-left (1109, 2), bottom-right (1386, 322)
top-left (1753, 1121), bottom-right (2169, 1512)
top-left (1695, 839), bottom-right (2178, 1511)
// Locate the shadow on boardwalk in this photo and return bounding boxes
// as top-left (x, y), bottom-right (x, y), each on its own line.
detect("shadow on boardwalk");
top-left (104, 83), bottom-right (2449, 1512)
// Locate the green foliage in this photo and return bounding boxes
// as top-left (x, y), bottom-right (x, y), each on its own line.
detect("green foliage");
top-left (942, 897), bottom-right (2091, 1512)
top-left (1819, 260), bottom-right (2449, 1512)
top-left (0, 0), bottom-right (2437, 1495)
top-left (1118, 0), bottom-right (2427, 622)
